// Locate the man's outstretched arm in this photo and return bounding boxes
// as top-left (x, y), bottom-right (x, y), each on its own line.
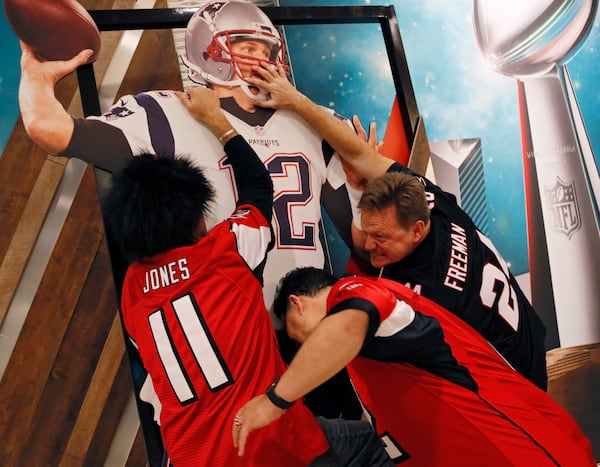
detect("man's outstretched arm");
top-left (247, 63), bottom-right (395, 181)
top-left (232, 308), bottom-right (368, 457)
top-left (18, 44), bottom-right (93, 154)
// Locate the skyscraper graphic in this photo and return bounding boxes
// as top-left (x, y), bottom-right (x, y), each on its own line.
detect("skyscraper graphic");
top-left (429, 138), bottom-right (489, 235)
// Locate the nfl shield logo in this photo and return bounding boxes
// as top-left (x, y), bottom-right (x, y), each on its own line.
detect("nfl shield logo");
top-left (544, 177), bottom-right (582, 239)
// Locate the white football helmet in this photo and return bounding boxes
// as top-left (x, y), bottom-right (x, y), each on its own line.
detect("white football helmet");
top-left (182, 1), bottom-right (287, 100)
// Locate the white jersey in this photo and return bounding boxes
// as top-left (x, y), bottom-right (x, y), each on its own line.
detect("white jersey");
top-left (84, 90), bottom-right (350, 313)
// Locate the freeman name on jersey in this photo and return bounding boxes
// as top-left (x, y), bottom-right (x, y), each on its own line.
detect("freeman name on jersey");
top-left (443, 223), bottom-right (468, 292)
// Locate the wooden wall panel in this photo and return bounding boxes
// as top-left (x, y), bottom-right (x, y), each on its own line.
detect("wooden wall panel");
top-left (125, 429), bottom-right (152, 467)
top-left (116, 20), bottom-right (184, 98)
top-left (83, 355), bottom-right (137, 465)
top-left (0, 150), bottom-right (65, 327)
top-left (0, 0), bottom-right (155, 465)
top-left (0, 121), bottom-right (50, 262)
top-left (62, 312), bottom-right (128, 464)
top-left (0, 167), bottom-right (105, 464)
top-left (16, 239), bottom-right (122, 466)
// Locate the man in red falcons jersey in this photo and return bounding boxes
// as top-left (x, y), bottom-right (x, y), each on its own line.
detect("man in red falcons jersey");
top-left (233, 266), bottom-right (594, 466)
top-left (101, 88), bottom-right (392, 466)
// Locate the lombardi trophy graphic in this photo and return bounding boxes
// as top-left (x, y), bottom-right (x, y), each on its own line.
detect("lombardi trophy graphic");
top-left (473, 0), bottom-right (600, 349)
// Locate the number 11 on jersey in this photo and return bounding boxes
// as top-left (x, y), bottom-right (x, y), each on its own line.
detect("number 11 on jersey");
top-left (149, 293), bottom-right (233, 404)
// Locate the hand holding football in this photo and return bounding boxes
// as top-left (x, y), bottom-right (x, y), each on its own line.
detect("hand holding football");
top-left (3, 0), bottom-right (101, 64)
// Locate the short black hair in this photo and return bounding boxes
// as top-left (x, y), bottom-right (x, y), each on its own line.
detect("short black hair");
top-left (272, 267), bottom-right (338, 320)
top-left (102, 154), bottom-right (215, 264)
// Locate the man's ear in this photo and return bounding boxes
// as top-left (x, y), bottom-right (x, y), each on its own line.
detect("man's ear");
top-left (289, 294), bottom-right (302, 314)
top-left (412, 220), bottom-right (427, 242)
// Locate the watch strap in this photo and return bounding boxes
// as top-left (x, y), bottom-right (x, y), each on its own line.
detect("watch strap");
top-left (265, 376), bottom-right (295, 409)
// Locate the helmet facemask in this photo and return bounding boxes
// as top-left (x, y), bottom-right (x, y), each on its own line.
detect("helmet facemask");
top-left (182, 2), bottom-right (289, 101)
top-left (209, 29), bottom-right (288, 100)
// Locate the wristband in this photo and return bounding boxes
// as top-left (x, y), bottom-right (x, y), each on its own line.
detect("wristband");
top-left (265, 376), bottom-right (295, 409)
top-left (218, 128), bottom-right (235, 143)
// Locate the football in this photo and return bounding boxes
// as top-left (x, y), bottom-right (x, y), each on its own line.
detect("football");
top-left (3, 0), bottom-right (101, 63)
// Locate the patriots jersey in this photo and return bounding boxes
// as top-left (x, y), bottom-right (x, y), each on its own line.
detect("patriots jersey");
top-left (326, 277), bottom-right (594, 466)
top-left (121, 204), bottom-right (328, 466)
top-left (66, 91), bottom-right (351, 313)
top-left (380, 163), bottom-right (547, 389)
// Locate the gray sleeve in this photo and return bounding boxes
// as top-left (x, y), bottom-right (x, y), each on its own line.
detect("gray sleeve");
top-left (60, 117), bottom-right (134, 173)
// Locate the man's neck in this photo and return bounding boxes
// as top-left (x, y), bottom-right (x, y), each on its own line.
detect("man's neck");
top-left (214, 84), bottom-right (256, 112)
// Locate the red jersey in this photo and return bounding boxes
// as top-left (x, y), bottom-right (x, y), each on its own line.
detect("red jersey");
top-left (121, 204), bottom-right (328, 466)
top-left (327, 277), bottom-right (593, 466)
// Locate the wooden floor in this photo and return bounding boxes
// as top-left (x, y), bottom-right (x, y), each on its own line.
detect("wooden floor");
top-left (0, 0), bottom-right (598, 465)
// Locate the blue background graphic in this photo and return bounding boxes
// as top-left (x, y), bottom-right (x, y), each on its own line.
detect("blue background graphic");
top-left (281, 0), bottom-right (600, 274)
top-left (1, 1), bottom-right (599, 274)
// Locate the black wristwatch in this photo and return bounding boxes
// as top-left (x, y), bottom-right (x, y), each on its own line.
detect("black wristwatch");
top-left (265, 376), bottom-right (295, 410)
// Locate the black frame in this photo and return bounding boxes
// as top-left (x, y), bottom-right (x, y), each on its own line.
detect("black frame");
top-left (78, 6), bottom-right (419, 143)
top-left (76, 6), bottom-right (419, 466)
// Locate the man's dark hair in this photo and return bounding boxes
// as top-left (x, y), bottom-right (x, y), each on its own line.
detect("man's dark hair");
top-left (102, 154), bottom-right (215, 264)
top-left (273, 267), bottom-right (338, 320)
